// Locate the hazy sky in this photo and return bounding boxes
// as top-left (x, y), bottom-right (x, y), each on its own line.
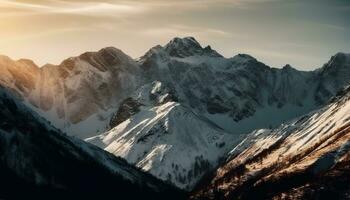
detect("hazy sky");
top-left (0, 0), bottom-right (349, 70)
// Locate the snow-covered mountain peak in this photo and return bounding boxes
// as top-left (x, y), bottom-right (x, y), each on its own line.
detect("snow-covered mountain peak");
top-left (52, 46), bottom-right (136, 74)
top-left (163, 36), bottom-right (222, 58)
top-left (98, 46), bottom-right (134, 62)
top-left (322, 52), bottom-right (350, 71)
top-left (139, 45), bottom-right (170, 65)
top-left (71, 46), bottom-right (136, 71)
top-left (16, 58), bottom-right (38, 67)
top-left (165, 37), bottom-right (201, 49)
top-left (0, 46), bottom-right (142, 137)
top-left (0, 55), bottom-right (12, 63)
top-left (0, 56), bottom-right (39, 72)
top-left (281, 64), bottom-right (299, 73)
top-left (333, 52), bottom-right (350, 61)
top-left (230, 53), bottom-right (258, 65)
top-left (282, 64), bottom-right (294, 70)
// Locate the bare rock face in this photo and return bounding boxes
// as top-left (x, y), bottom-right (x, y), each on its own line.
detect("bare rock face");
top-left (109, 97), bottom-right (143, 128)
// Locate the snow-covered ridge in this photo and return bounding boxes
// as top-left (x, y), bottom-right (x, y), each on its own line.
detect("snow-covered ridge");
top-left (0, 86), bottom-right (184, 199)
top-left (86, 81), bottom-right (243, 190)
top-left (164, 37), bottom-right (222, 58)
top-left (191, 86), bottom-right (350, 199)
top-left (0, 47), bottom-right (141, 137)
top-left (140, 38), bottom-right (350, 135)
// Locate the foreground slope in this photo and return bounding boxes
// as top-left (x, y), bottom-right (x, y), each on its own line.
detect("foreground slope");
top-left (191, 86), bottom-right (350, 200)
top-left (0, 86), bottom-right (184, 200)
top-left (87, 81), bottom-right (242, 190)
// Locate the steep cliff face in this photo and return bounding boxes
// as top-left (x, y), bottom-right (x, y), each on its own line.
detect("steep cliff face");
top-left (191, 87), bottom-right (350, 200)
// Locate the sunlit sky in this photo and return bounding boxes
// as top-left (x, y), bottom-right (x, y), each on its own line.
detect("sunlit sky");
top-left (0, 0), bottom-right (349, 70)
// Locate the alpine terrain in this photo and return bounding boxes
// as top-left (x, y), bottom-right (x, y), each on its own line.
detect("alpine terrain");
top-left (0, 37), bottom-right (349, 195)
top-left (191, 86), bottom-right (350, 200)
top-left (0, 86), bottom-right (184, 199)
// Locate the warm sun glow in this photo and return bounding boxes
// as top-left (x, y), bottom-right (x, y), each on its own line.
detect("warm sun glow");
top-left (0, 0), bottom-right (349, 69)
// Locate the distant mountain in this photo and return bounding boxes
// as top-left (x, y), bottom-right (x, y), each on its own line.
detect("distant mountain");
top-left (191, 86), bottom-right (350, 200)
top-left (0, 47), bottom-right (140, 137)
top-left (1, 37), bottom-right (349, 190)
top-left (0, 86), bottom-right (184, 200)
top-left (139, 38), bottom-right (350, 134)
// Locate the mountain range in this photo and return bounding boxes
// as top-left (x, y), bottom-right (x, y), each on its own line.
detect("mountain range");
top-left (0, 37), bottom-right (349, 199)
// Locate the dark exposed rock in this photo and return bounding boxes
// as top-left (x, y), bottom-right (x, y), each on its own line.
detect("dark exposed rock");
top-left (109, 98), bottom-right (143, 128)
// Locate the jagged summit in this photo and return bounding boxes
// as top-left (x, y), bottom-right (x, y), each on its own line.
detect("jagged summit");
top-left (139, 37), bottom-right (224, 66)
top-left (230, 53), bottom-right (257, 63)
top-left (333, 52), bottom-right (350, 59)
top-left (140, 36), bottom-right (224, 59)
top-left (0, 55), bottom-right (13, 63)
top-left (321, 52), bottom-right (350, 70)
top-left (58, 46), bottom-right (135, 71)
top-left (164, 36), bottom-right (222, 58)
top-left (282, 64), bottom-right (296, 71)
top-left (164, 37), bottom-right (202, 53)
top-left (16, 58), bottom-right (38, 67)
top-left (0, 55), bottom-right (39, 70)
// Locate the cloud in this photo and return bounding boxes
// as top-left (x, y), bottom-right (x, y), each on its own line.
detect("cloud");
top-left (0, 0), bottom-right (147, 18)
top-left (0, 27), bottom-right (92, 44)
top-left (0, 0), bottom-right (279, 17)
top-left (0, 0), bottom-right (50, 10)
top-left (141, 25), bottom-right (232, 39)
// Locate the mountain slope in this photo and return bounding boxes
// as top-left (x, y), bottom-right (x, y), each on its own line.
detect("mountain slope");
top-left (0, 47), bottom-right (140, 137)
top-left (87, 81), bottom-right (242, 190)
top-left (191, 86), bottom-right (350, 200)
top-left (0, 86), bottom-right (184, 200)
